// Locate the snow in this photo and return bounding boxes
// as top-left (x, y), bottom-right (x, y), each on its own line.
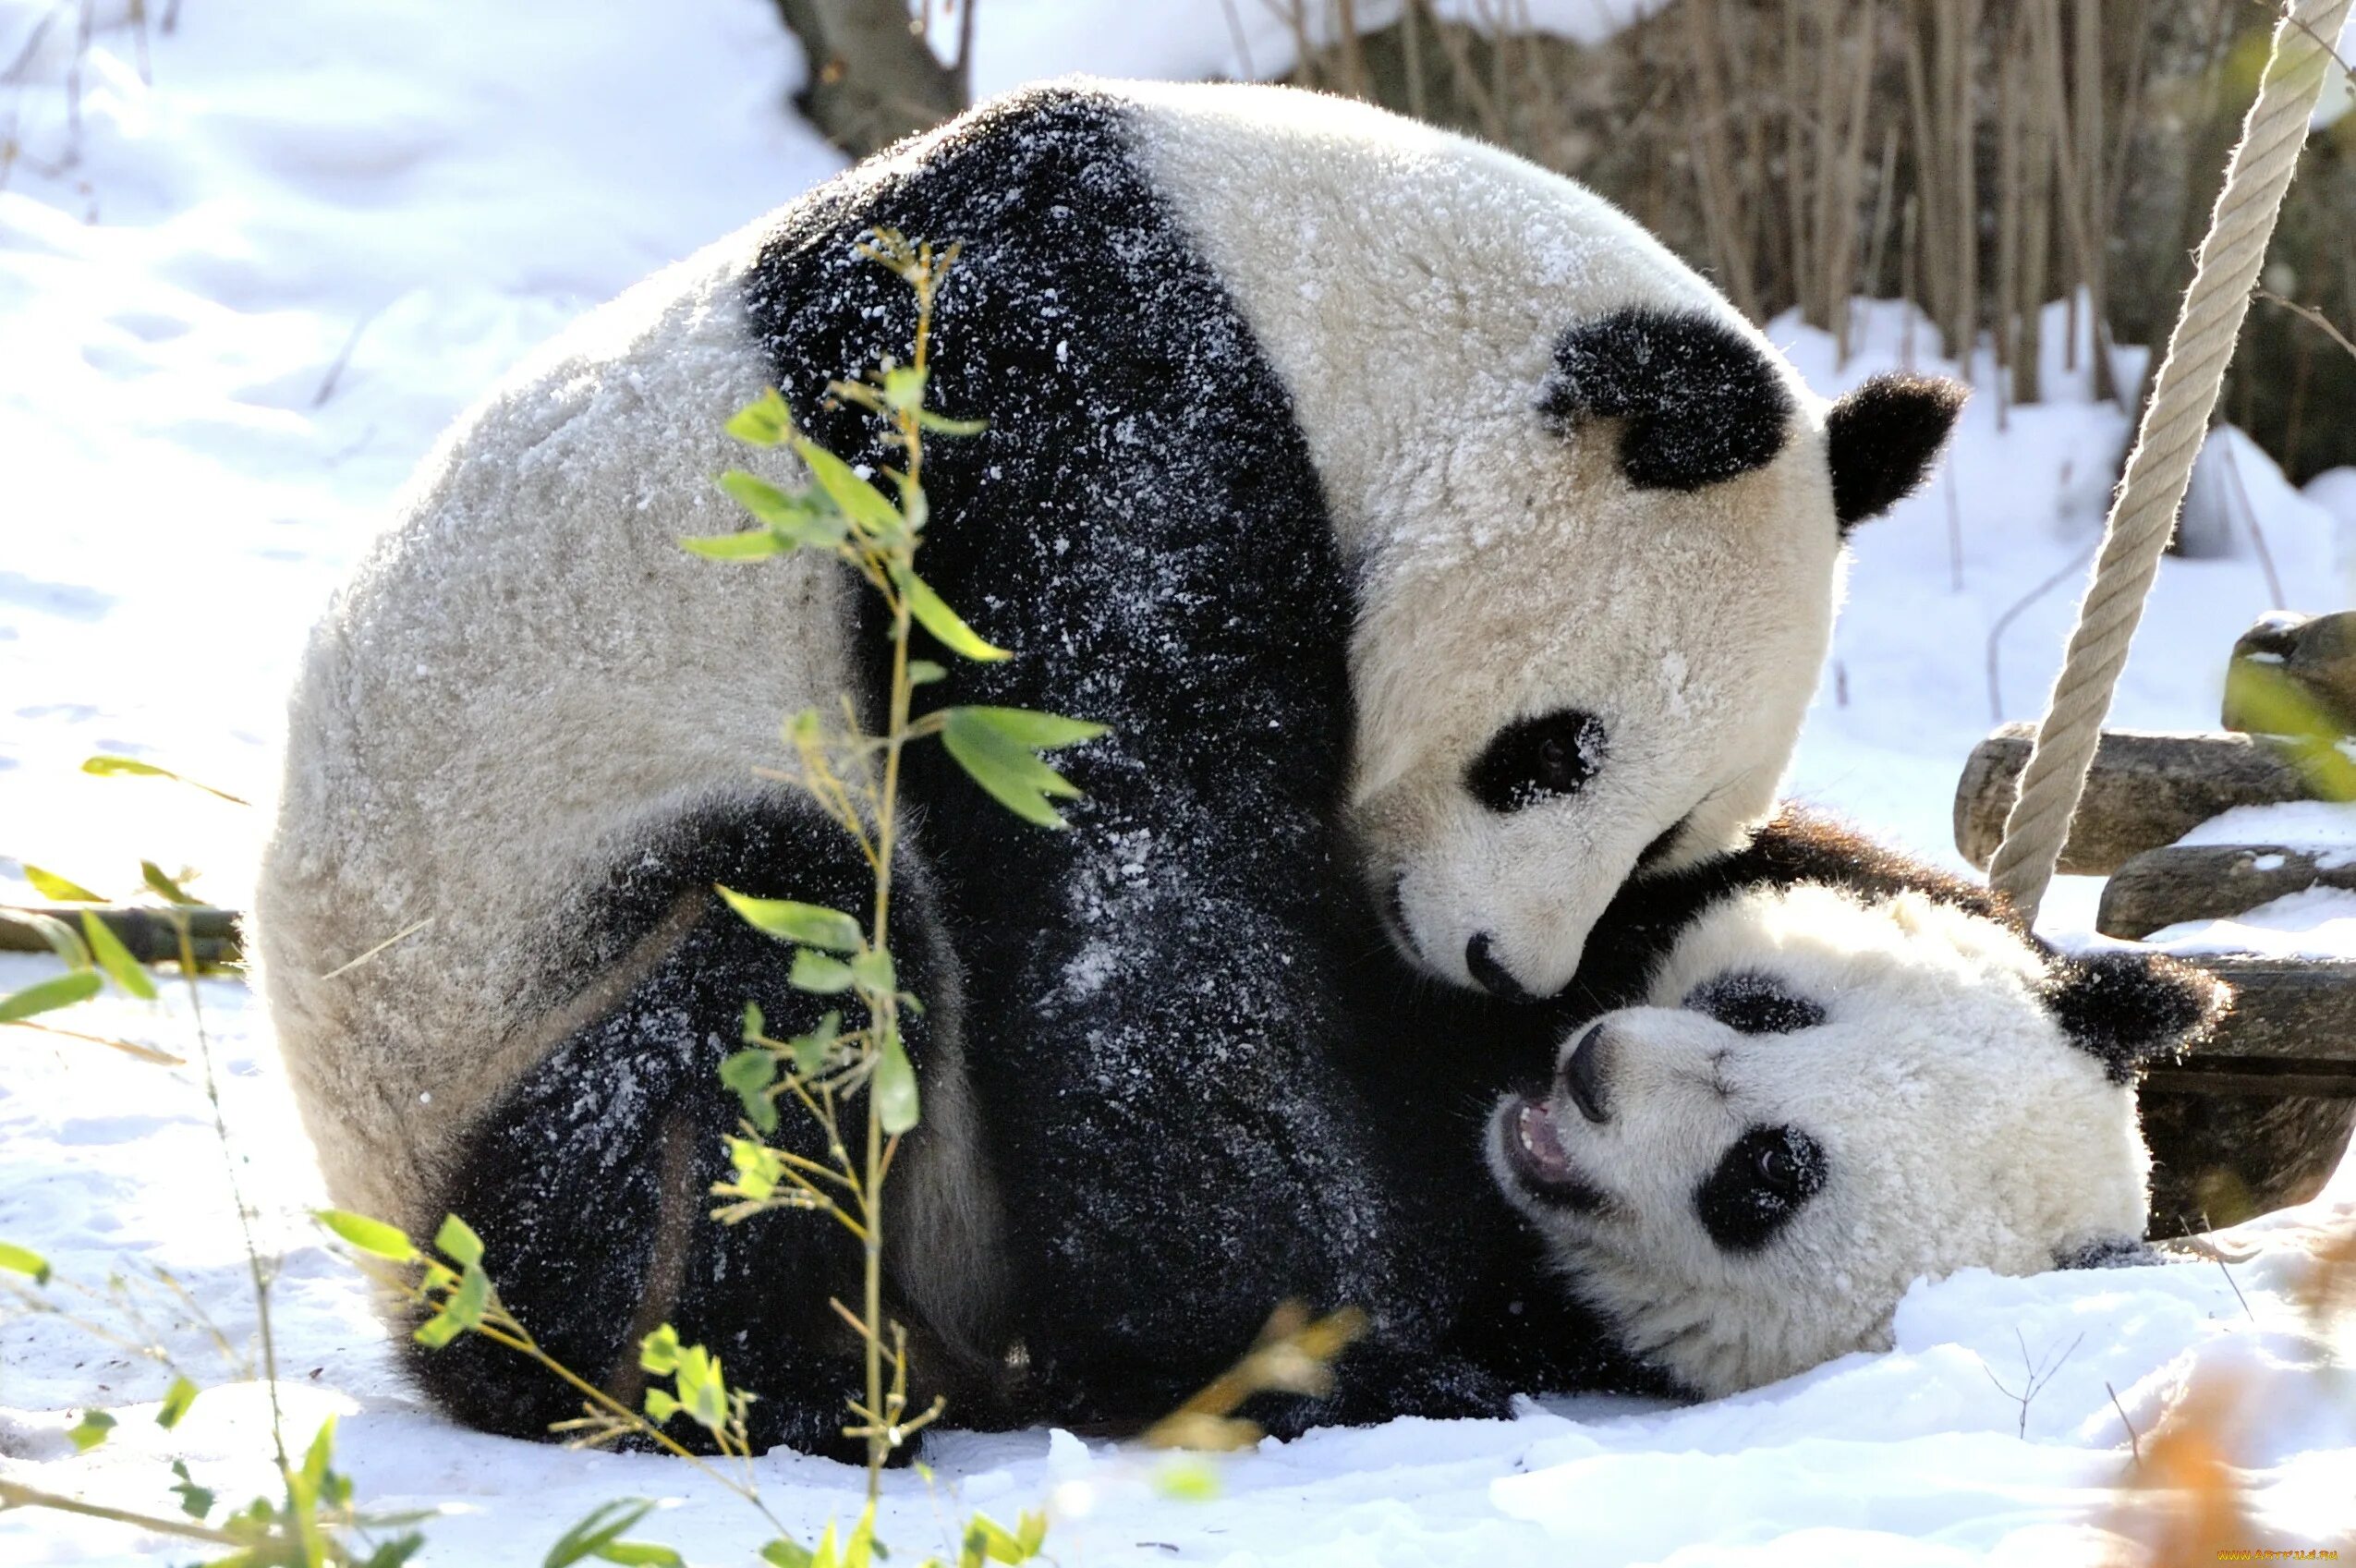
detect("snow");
top-left (2175, 800), bottom-right (2356, 859)
top-left (5, 3), bottom-right (2356, 1564)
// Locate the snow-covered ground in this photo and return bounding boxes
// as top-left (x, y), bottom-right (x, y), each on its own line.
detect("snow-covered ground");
top-left (4, 3), bottom-right (2354, 1563)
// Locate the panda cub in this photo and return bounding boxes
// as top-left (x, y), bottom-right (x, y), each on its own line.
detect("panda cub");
top-left (1488, 819), bottom-right (2228, 1399)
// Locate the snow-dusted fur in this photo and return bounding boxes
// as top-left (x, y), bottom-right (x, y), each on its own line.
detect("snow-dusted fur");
top-left (257, 79), bottom-right (1960, 1453)
top-left (257, 233), bottom-right (846, 1238)
top-left (1489, 881), bottom-right (2228, 1398)
top-left (1128, 82), bottom-right (1883, 999)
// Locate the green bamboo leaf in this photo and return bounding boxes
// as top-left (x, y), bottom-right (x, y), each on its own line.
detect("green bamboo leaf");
top-left (760, 1540), bottom-right (816, 1568)
top-left (638, 1323), bottom-right (682, 1376)
top-left (156, 1375), bottom-right (200, 1429)
top-left (140, 862), bottom-right (199, 906)
top-left (726, 388), bottom-right (794, 446)
top-left (717, 468), bottom-right (809, 526)
top-left (544, 1499), bottom-right (658, 1568)
top-left (169, 1459), bottom-right (213, 1519)
top-left (80, 912), bottom-right (156, 1001)
top-left (23, 864), bottom-right (103, 902)
top-left (0, 909), bottom-right (90, 967)
top-left (434, 1213), bottom-right (484, 1268)
top-left (896, 567), bottom-right (1011, 662)
top-left (725, 1136), bottom-right (783, 1200)
top-left (82, 756), bottom-right (249, 806)
top-left (916, 408), bottom-right (988, 436)
top-left (679, 529), bottom-right (785, 561)
top-left (1154, 1456), bottom-right (1223, 1501)
top-left (595, 1545), bottom-right (684, 1567)
top-left (719, 1049), bottom-right (779, 1134)
top-left (962, 1511), bottom-right (1048, 1565)
top-left (362, 1536), bottom-right (425, 1568)
top-left (716, 888), bottom-right (863, 952)
top-left (876, 1029), bottom-right (920, 1136)
top-left (0, 1240), bottom-right (50, 1284)
top-left (941, 709), bottom-right (1084, 828)
top-left (849, 946), bottom-right (895, 995)
top-left (441, 1264), bottom-right (489, 1331)
top-left (908, 660), bottom-right (947, 687)
top-left (642, 1387), bottom-right (679, 1425)
top-left (789, 951), bottom-right (856, 994)
top-left (880, 365), bottom-right (927, 412)
top-left (0, 969), bottom-right (103, 1023)
top-left (316, 1209), bottom-right (419, 1262)
top-left (844, 1507), bottom-right (877, 1568)
top-left (791, 439), bottom-right (903, 537)
top-left (67, 1410), bottom-right (115, 1453)
top-left (953, 706), bottom-right (1108, 750)
top-left (676, 1345), bottom-right (730, 1432)
top-left (788, 1011), bottom-right (841, 1076)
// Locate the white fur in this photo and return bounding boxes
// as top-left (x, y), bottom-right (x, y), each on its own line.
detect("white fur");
top-left (1490, 885), bottom-right (2151, 1397)
top-left (1129, 83), bottom-right (1843, 997)
top-left (259, 80), bottom-right (1853, 1236)
top-left (254, 227), bottom-right (856, 1233)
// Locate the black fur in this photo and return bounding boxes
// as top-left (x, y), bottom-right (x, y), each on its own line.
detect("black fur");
top-left (735, 84), bottom-right (1499, 1438)
top-left (1550, 805), bottom-right (2014, 1013)
top-left (413, 799), bottom-right (982, 1463)
top-left (1540, 307), bottom-right (1794, 492)
top-left (1464, 709), bottom-right (1608, 814)
top-left (1694, 1125), bottom-right (1828, 1254)
top-left (1683, 970), bottom-right (1826, 1035)
top-left (2041, 949), bottom-right (2230, 1084)
top-left (2055, 1235), bottom-right (2160, 1270)
top-left (1824, 373), bottom-right (1968, 532)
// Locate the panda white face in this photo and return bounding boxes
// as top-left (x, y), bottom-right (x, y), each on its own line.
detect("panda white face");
top-left (1124, 83), bottom-right (1966, 1003)
top-left (1485, 885), bottom-right (2224, 1398)
top-left (1350, 501), bottom-right (1839, 1002)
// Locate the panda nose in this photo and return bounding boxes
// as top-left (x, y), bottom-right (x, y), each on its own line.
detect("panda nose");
top-left (1465, 932), bottom-right (1532, 1001)
top-left (1561, 1022), bottom-right (1612, 1124)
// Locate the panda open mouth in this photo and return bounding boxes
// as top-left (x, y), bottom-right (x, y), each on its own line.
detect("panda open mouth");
top-left (1498, 1095), bottom-right (1603, 1211)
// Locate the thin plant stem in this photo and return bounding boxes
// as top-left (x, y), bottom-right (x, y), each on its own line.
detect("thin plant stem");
top-left (177, 914), bottom-right (287, 1477)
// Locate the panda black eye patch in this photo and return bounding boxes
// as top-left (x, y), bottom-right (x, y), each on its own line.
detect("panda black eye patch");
top-left (1465, 710), bottom-right (1607, 813)
top-left (1683, 970), bottom-right (1825, 1035)
top-left (1694, 1124), bottom-right (1828, 1253)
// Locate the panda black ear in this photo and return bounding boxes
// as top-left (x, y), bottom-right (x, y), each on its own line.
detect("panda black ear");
top-left (2042, 949), bottom-right (2232, 1085)
top-left (1824, 373), bottom-right (1967, 533)
top-left (1542, 307), bottom-right (1796, 492)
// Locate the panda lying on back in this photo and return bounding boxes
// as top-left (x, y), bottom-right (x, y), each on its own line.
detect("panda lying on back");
top-left (1485, 812), bottom-right (2230, 1397)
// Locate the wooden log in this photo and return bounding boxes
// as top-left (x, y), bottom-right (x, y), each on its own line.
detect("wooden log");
top-left (2172, 955), bottom-right (2356, 1063)
top-left (2224, 610), bottom-right (2356, 735)
top-left (2098, 844), bottom-right (2356, 940)
top-left (2137, 953), bottom-right (2356, 1237)
top-left (0, 905), bottom-right (240, 966)
top-left (1953, 724), bottom-right (2314, 874)
top-left (2140, 1087), bottom-right (2355, 1236)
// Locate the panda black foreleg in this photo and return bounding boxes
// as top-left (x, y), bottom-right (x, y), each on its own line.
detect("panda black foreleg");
top-left (406, 798), bottom-right (988, 1463)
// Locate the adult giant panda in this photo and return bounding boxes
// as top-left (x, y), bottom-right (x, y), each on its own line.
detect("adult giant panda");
top-left (1486, 813), bottom-right (2228, 1397)
top-left (256, 80), bottom-right (1963, 1455)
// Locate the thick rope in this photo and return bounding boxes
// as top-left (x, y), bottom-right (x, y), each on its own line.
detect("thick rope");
top-left (1986, 0), bottom-right (2353, 923)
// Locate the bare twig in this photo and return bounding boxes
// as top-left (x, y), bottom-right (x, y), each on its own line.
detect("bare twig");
top-left (2107, 1380), bottom-right (2143, 1468)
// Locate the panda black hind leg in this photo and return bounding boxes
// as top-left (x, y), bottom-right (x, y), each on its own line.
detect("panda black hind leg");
top-left (403, 796), bottom-right (1006, 1463)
